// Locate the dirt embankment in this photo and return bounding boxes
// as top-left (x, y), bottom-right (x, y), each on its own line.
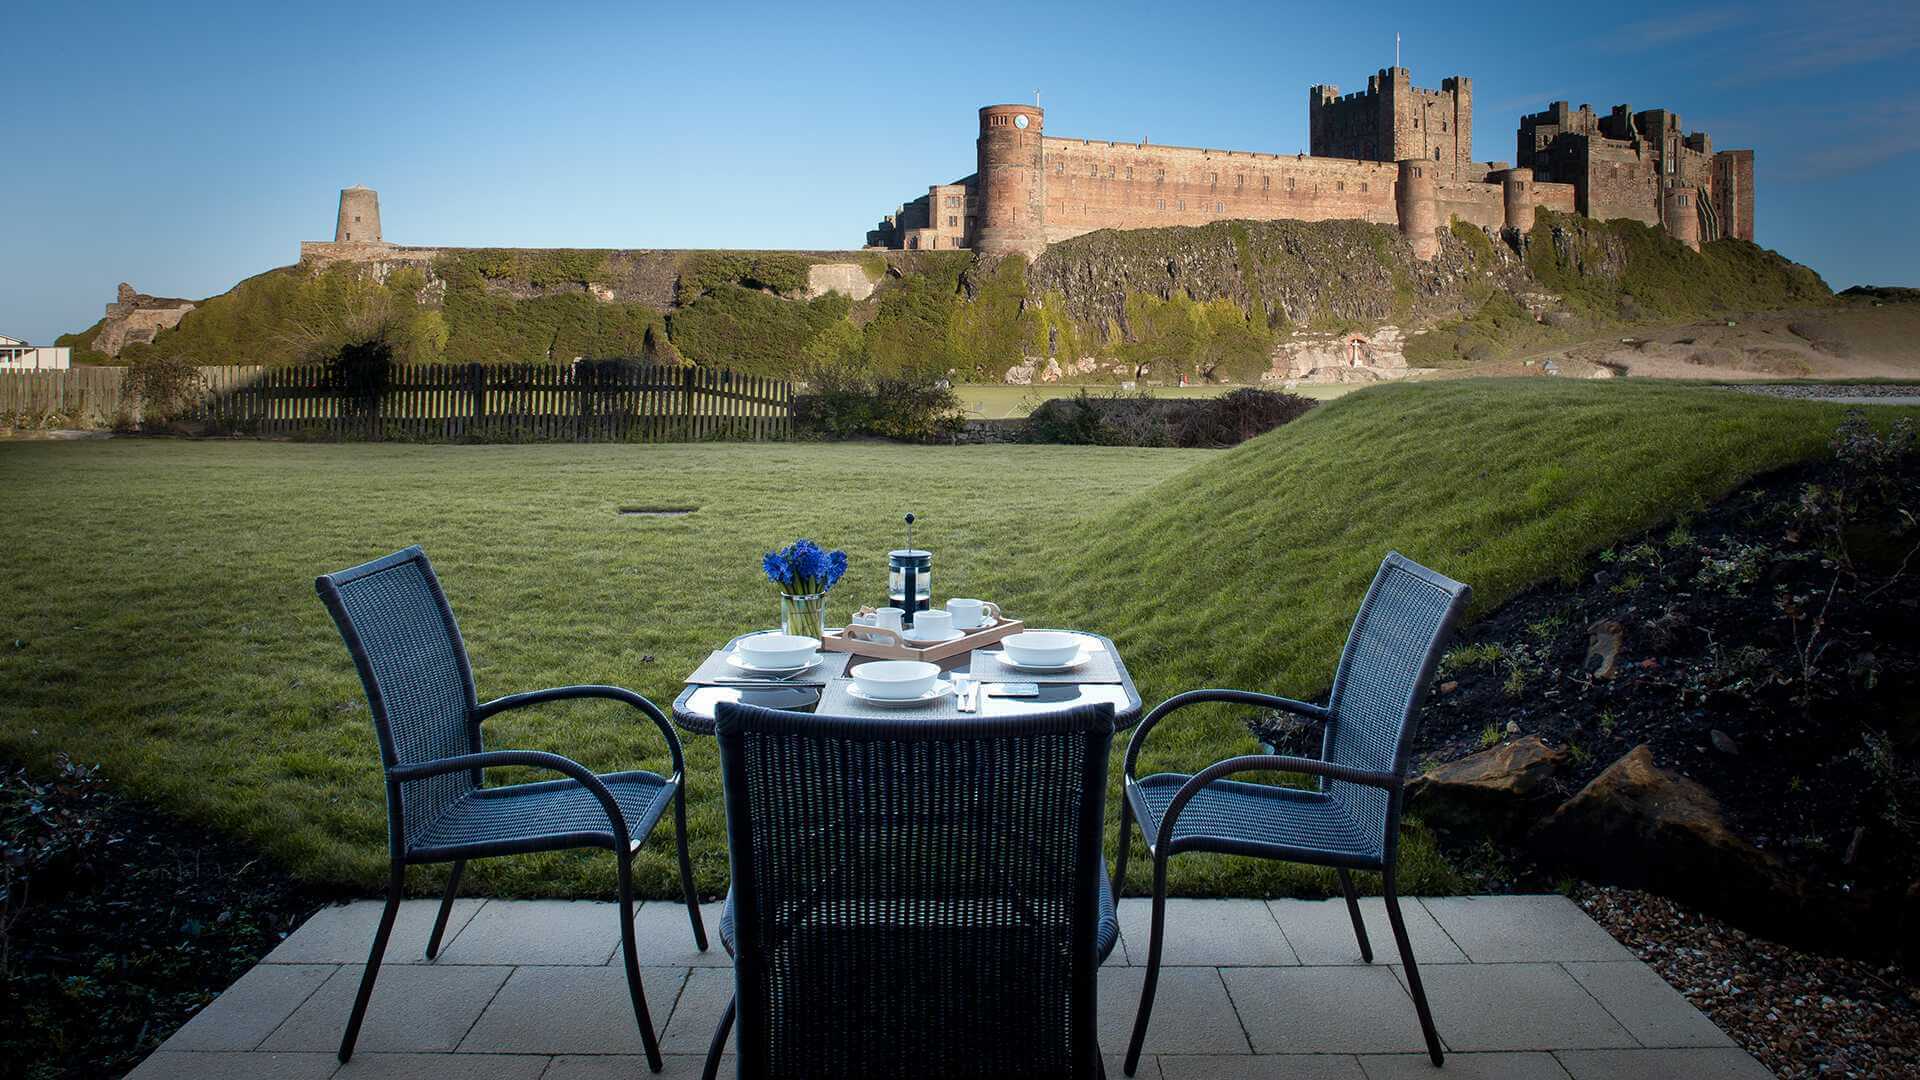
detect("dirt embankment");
top-left (1499, 301), bottom-right (1920, 382)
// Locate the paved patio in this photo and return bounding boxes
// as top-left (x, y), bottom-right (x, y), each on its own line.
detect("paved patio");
top-left (128, 895), bottom-right (1769, 1079)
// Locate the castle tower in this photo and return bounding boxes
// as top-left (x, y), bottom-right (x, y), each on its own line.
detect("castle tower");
top-left (334, 185), bottom-right (383, 245)
top-left (1396, 160), bottom-right (1439, 261)
top-left (1663, 185), bottom-right (1700, 252)
top-left (1309, 69), bottom-right (1472, 179)
top-left (974, 104), bottom-right (1046, 259)
top-left (1502, 168), bottom-right (1536, 234)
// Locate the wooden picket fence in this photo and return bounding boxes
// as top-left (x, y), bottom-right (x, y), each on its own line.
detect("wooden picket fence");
top-left (0, 363), bottom-right (793, 442)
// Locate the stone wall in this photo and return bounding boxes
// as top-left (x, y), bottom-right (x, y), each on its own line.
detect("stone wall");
top-left (1041, 138), bottom-right (1403, 241)
top-left (93, 283), bottom-right (195, 357)
top-left (1310, 68), bottom-right (1473, 179)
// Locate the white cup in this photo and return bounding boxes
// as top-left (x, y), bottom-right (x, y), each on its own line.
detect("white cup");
top-left (906, 609), bottom-right (956, 640)
top-left (945, 598), bottom-right (1000, 630)
top-left (855, 607), bottom-right (906, 632)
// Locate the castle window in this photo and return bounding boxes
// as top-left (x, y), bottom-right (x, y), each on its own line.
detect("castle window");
top-left (1091, 165), bottom-right (1098, 177)
top-left (948, 216), bottom-right (957, 227)
top-left (1214, 201), bottom-right (1224, 213)
top-left (1434, 148), bottom-right (1441, 161)
top-left (1157, 198), bottom-right (1165, 210)
top-left (1125, 167), bottom-right (1133, 179)
top-left (1056, 163), bottom-right (1065, 174)
top-left (1441, 121), bottom-right (1447, 132)
top-left (354, 215), bottom-right (361, 222)
top-left (1106, 166), bottom-right (1115, 178)
top-left (1155, 170), bottom-right (1165, 185)
top-left (1336, 181), bottom-right (1344, 192)
top-left (1360, 182), bottom-right (1369, 193)
top-left (1413, 119), bottom-right (1419, 128)
top-left (1262, 175), bottom-right (1270, 190)
top-left (1177, 198), bottom-right (1185, 210)
top-left (1209, 172), bottom-right (1218, 186)
top-left (1287, 176), bottom-right (1296, 190)
top-left (1235, 174), bottom-right (1244, 188)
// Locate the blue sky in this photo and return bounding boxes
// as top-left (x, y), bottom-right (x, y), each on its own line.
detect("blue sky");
top-left (5, 0), bottom-right (1917, 344)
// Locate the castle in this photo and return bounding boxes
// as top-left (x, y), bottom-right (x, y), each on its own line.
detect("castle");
top-left (867, 68), bottom-right (1754, 260)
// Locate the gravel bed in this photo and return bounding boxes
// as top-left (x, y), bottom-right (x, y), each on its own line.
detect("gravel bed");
top-left (1576, 884), bottom-right (1920, 1078)
top-left (1717, 383), bottom-right (1920, 402)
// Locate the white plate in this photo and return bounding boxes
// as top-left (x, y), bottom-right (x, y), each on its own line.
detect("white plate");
top-left (726, 651), bottom-right (821, 676)
top-left (845, 678), bottom-right (956, 708)
top-left (901, 629), bottom-right (963, 644)
top-left (992, 650), bottom-right (1089, 674)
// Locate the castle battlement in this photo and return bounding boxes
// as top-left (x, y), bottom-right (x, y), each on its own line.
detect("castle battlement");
top-left (868, 66), bottom-right (1753, 260)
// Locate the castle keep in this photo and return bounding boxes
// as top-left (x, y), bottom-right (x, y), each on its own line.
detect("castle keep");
top-left (868, 68), bottom-right (1753, 259)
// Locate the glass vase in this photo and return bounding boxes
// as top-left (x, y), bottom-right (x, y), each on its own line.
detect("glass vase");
top-left (780, 592), bottom-right (827, 639)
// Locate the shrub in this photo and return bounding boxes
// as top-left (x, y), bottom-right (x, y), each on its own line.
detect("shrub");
top-left (667, 286), bottom-right (849, 375)
top-left (1175, 387), bottom-right (1318, 448)
top-left (1026, 388), bottom-right (1315, 448)
top-left (792, 368), bottom-right (964, 442)
top-left (120, 354), bottom-right (206, 426)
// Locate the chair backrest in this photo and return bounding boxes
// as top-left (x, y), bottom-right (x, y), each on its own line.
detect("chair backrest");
top-left (315, 546), bottom-right (481, 854)
top-left (715, 701), bottom-right (1115, 1080)
top-left (1321, 552), bottom-right (1472, 859)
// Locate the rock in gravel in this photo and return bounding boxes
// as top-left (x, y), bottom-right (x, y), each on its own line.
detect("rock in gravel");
top-left (1407, 734), bottom-right (1568, 842)
top-left (1533, 744), bottom-right (1804, 932)
top-left (1586, 618), bottom-right (1625, 678)
top-left (1710, 729), bottom-right (1741, 755)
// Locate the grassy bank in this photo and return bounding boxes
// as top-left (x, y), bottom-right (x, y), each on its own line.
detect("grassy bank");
top-left (2, 381), bottom-right (1900, 902)
top-left (958, 382), bottom-right (1353, 420)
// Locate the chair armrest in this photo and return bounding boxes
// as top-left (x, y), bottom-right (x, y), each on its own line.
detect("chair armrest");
top-left (389, 749), bottom-right (631, 844)
top-left (475, 684), bottom-right (686, 781)
top-left (1124, 689), bottom-right (1328, 779)
top-left (1155, 754), bottom-right (1401, 846)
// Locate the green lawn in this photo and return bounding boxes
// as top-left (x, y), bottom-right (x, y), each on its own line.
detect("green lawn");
top-left (957, 382), bottom-right (1353, 420)
top-left (2, 380), bottom-right (1902, 904)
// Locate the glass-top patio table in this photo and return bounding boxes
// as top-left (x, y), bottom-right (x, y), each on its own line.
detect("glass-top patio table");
top-left (670, 629), bottom-right (1143, 736)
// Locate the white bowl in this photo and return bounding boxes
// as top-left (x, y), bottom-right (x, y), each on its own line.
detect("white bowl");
top-left (1001, 631), bottom-right (1082, 668)
top-left (851, 660), bottom-right (941, 701)
top-left (734, 633), bottom-right (819, 670)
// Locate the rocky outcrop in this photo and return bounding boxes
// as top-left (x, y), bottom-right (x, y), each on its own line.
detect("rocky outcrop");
top-left (805, 263), bottom-right (877, 302)
top-left (92, 283), bottom-right (195, 356)
top-left (1406, 735), bottom-right (1568, 841)
top-left (1532, 745), bottom-right (1805, 931)
top-left (1268, 325), bottom-right (1411, 382)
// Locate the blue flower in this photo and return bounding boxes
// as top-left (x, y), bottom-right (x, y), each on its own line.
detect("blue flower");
top-left (762, 551), bottom-right (791, 587)
top-left (826, 550), bottom-right (848, 588)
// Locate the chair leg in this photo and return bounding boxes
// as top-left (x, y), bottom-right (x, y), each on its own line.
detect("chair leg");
top-left (425, 859), bottom-right (465, 960)
top-left (1111, 795), bottom-right (1134, 899)
top-left (617, 848), bottom-right (665, 1073)
top-left (339, 862), bottom-right (404, 1063)
top-left (674, 782), bottom-right (709, 952)
top-left (1383, 869), bottom-right (1444, 1067)
top-left (1336, 868), bottom-right (1373, 963)
top-left (1122, 853), bottom-right (1169, 1077)
top-left (702, 994), bottom-right (736, 1080)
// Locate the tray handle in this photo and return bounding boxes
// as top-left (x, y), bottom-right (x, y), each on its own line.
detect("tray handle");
top-left (844, 624), bottom-right (906, 647)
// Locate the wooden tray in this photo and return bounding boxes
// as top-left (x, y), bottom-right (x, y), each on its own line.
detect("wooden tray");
top-left (822, 616), bottom-right (1025, 663)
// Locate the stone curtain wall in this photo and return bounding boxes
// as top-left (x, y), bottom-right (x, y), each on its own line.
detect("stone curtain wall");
top-left (1040, 138), bottom-right (1403, 242)
top-left (1713, 150), bottom-right (1755, 242)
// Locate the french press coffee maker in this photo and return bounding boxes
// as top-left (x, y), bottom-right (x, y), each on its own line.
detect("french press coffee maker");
top-left (887, 513), bottom-right (931, 627)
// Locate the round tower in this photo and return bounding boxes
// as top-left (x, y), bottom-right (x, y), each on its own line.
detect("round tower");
top-left (334, 185), bottom-right (383, 245)
top-left (1395, 160), bottom-right (1439, 261)
top-left (974, 104), bottom-right (1046, 259)
top-left (1502, 167), bottom-right (1536, 234)
top-left (1663, 185), bottom-right (1700, 252)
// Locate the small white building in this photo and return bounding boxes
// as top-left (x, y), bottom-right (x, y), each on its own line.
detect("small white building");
top-left (0, 334), bottom-right (71, 370)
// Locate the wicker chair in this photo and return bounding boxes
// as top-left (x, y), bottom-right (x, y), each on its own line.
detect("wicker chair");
top-left (703, 701), bottom-right (1119, 1080)
top-left (315, 546), bottom-right (706, 1070)
top-left (1114, 552), bottom-right (1471, 1073)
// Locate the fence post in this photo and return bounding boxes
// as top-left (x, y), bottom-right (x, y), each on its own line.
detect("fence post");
top-left (468, 363), bottom-right (486, 437)
top-left (681, 366), bottom-right (696, 441)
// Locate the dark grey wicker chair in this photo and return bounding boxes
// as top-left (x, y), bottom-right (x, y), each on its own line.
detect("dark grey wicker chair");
top-left (1114, 552), bottom-right (1471, 1073)
top-left (315, 546), bottom-right (706, 1070)
top-left (703, 700), bottom-right (1119, 1080)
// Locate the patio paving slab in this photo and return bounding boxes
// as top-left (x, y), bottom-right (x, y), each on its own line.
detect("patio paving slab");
top-left (1158, 1053), bottom-right (1364, 1078)
top-left (259, 964), bottom-right (512, 1054)
top-left (266, 900), bottom-right (484, 966)
top-left (544, 1055), bottom-right (732, 1079)
top-left (433, 900), bottom-right (621, 966)
top-left (630, 899), bottom-right (727, 966)
top-left (1420, 896), bottom-right (1634, 964)
top-left (1221, 965), bottom-right (1426, 1055)
top-left (1117, 897), bottom-right (1300, 966)
top-left (1268, 897), bottom-right (1468, 966)
top-left (457, 965), bottom-right (686, 1055)
top-left (160, 963), bottom-right (337, 1051)
top-left (125, 1051), bottom-right (340, 1079)
top-left (124, 895), bottom-right (1766, 1077)
top-left (331, 1052), bottom-right (550, 1079)
top-left (1359, 1051), bottom-right (1572, 1078)
top-left (1098, 966), bottom-right (1251, 1055)
top-left (1397, 963), bottom-right (1637, 1051)
top-left (1554, 1047), bottom-right (1776, 1079)
top-left (1562, 960), bottom-right (1734, 1048)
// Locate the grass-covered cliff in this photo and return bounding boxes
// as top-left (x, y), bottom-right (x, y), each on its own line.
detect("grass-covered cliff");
top-left (61, 213), bottom-right (1830, 381)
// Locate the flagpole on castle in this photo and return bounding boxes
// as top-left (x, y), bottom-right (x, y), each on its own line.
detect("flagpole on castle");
top-left (1395, 32), bottom-right (1400, 68)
